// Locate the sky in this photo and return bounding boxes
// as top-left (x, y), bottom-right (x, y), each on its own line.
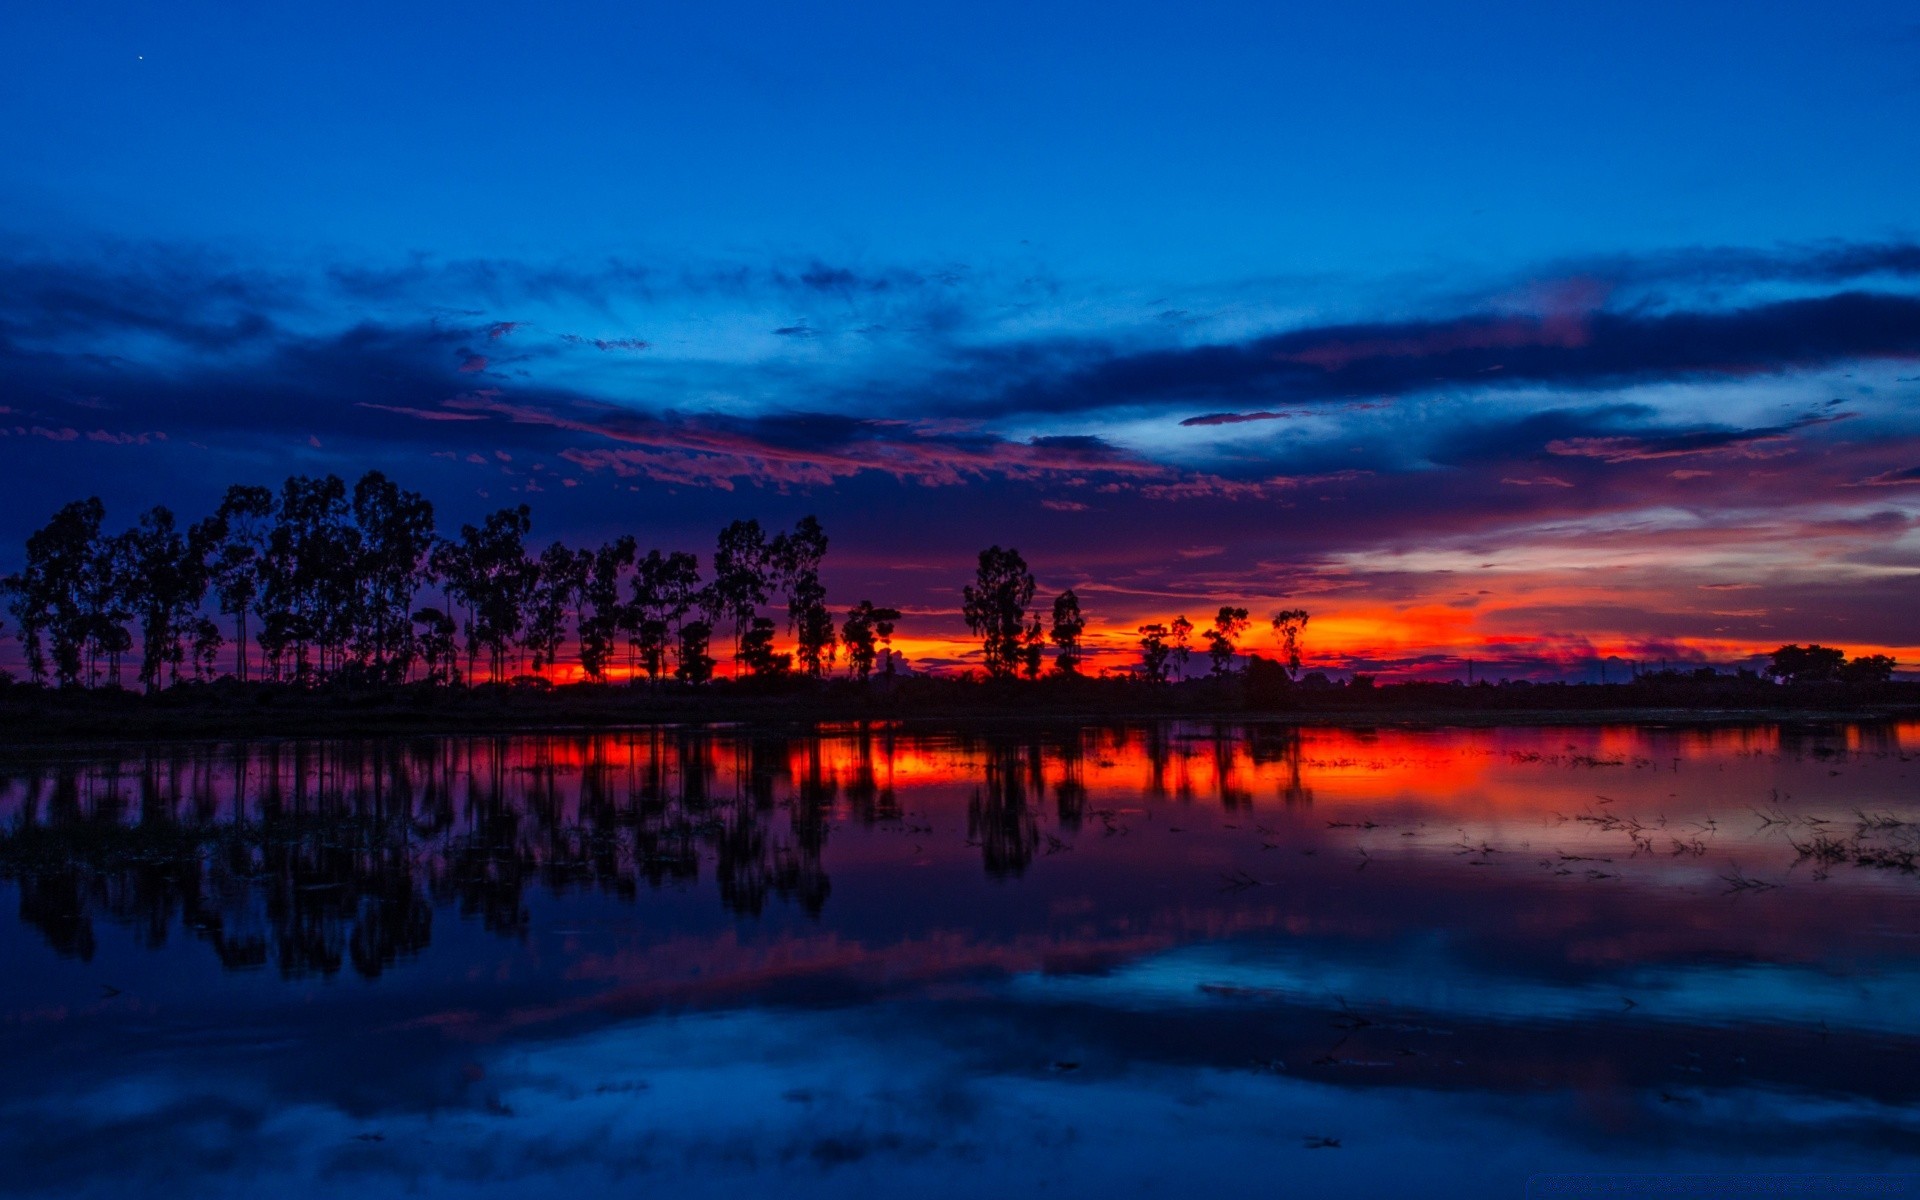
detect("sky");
top-left (2, 0), bottom-right (1918, 678)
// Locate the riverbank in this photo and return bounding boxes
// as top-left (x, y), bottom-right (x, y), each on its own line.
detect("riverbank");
top-left (0, 675), bottom-right (1914, 751)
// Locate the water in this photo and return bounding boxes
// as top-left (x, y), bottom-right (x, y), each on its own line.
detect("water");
top-left (3, 721), bottom-right (1918, 1197)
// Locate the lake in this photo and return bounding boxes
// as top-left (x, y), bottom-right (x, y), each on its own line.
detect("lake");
top-left (3, 721), bottom-right (1918, 1197)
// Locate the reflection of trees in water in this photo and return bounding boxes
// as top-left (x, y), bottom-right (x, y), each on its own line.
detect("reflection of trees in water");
top-left (0, 721), bottom-right (1324, 972)
top-left (968, 738), bottom-right (1039, 879)
top-left (0, 731), bottom-right (838, 977)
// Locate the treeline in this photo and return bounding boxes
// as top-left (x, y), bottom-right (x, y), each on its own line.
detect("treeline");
top-left (957, 544), bottom-right (1312, 683)
top-left (0, 472), bottom-right (904, 690)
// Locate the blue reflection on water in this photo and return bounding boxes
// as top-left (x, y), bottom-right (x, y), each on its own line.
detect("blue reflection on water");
top-left (2, 722), bottom-right (1918, 1197)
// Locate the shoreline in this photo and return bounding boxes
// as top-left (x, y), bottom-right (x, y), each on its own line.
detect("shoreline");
top-left (1, 684), bottom-right (1915, 755)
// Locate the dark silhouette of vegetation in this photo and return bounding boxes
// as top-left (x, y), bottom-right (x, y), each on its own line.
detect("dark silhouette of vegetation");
top-left (1, 477), bottom-right (1910, 741)
top-left (1050, 589), bottom-right (1086, 676)
top-left (0, 474), bottom-right (897, 700)
top-left (1205, 606), bottom-right (1250, 676)
top-left (1767, 644), bottom-right (1895, 686)
top-left (962, 546), bottom-right (1036, 680)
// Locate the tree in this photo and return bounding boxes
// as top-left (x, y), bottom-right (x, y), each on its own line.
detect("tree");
top-left (526, 541), bottom-right (588, 673)
top-left (841, 601), bottom-right (902, 681)
top-left (1021, 618), bottom-right (1045, 680)
top-left (2, 498), bottom-right (107, 686)
top-left (440, 506), bottom-right (536, 682)
top-left (740, 616), bottom-right (792, 678)
top-left (577, 536), bottom-right (635, 681)
top-left (1136, 623), bottom-right (1172, 683)
top-left (123, 506), bottom-right (214, 692)
top-left (208, 485), bottom-right (273, 681)
top-left (771, 516), bottom-right (836, 677)
top-left (412, 607), bottom-right (458, 684)
top-left (1205, 606), bottom-right (1250, 676)
top-left (261, 475), bottom-right (359, 682)
top-left (675, 619), bottom-right (715, 685)
top-left (629, 549), bottom-right (700, 686)
top-left (351, 471), bottom-right (436, 681)
top-left (1840, 654), bottom-right (1896, 685)
top-left (1271, 608), bottom-right (1311, 678)
top-left (1049, 589), bottom-right (1086, 675)
top-left (961, 546), bottom-right (1035, 680)
top-left (1766, 644), bottom-right (1846, 684)
top-left (710, 519), bottom-right (771, 675)
top-left (1169, 614), bottom-right (1193, 678)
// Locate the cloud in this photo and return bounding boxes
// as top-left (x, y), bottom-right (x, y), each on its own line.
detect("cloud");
top-left (1542, 415), bottom-right (1845, 463)
top-left (560, 334), bottom-right (650, 352)
top-left (1179, 411), bottom-right (1294, 427)
top-left (1851, 465), bottom-right (1920, 487)
top-left (964, 292), bottom-right (1920, 419)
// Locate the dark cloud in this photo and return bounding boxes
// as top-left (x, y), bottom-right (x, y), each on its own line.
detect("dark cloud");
top-left (560, 334), bottom-right (650, 352)
top-left (965, 292), bottom-right (1920, 418)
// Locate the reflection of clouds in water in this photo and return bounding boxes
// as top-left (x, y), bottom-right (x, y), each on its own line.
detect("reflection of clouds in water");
top-left (12, 1006), bottom-right (1917, 1200)
top-left (1011, 942), bottom-right (1920, 1037)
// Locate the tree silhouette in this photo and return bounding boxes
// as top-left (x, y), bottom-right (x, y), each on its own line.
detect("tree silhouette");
top-left (1271, 608), bottom-right (1311, 678)
top-left (123, 506), bottom-right (214, 692)
top-left (261, 475), bottom-right (358, 682)
top-left (840, 600), bottom-right (902, 681)
top-left (208, 485), bottom-right (273, 682)
top-left (771, 516), bottom-right (835, 677)
top-left (961, 546), bottom-right (1035, 680)
top-left (1136, 623), bottom-right (1168, 682)
top-left (710, 520), bottom-right (771, 677)
top-left (350, 471), bottom-right (436, 682)
top-left (527, 541), bottom-right (587, 673)
top-left (2, 499), bottom-right (108, 686)
top-left (1765, 644), bottom-right (1845, 684)
top-left (1204, 605), bottom-right (1250, 676)
top-left (675, 619), bottom-right (715, 684)
top-left (1170, 614), bottom-right (1193, 677)
top-left (739, 617), bottom-right (792, 677)
top-left (629, 549), bottom-right (700, 686)
top-left (1839, 654), bottom-right (1896, 684)
top-left (440, 507), bottom-right (536, 682)
top-left (411, 607), bottom-right (458, 684)
top-left (577, 536), bottom-right (635, 681)
top-left (1049, 589), bottom-right (1086, 675)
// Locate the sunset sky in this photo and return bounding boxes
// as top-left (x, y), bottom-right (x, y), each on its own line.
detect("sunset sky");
top-left (2, 1), bottom-right (1917, 678)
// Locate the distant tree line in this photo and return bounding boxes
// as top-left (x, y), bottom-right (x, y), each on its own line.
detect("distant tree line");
top-left (3, 481), bottom-right (1897, 694)
top-left (958, 545), bottom-right (1313, 683)
top-left (0, 472), bottom-right (903, 690)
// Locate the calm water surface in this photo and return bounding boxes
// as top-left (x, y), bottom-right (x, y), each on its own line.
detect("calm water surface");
top-left (3, 721), bottom-right (1918, 1197)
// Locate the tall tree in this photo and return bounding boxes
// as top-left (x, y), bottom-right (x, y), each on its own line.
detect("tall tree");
top-left (123, 506), bottom-right (214, 692)
top-left (1049, 589), bottom-right (1086, 675)
top-left (474, 507), bottom-right (537, 681)
top-left (1270, 608), bottom-right (1311, 678)
top-left (2, 499), bottom-right (107, 686)
top-left (526, 541), bottom-right (588, 674)
top-left (261, 475), bottom-right (358, 682)
top-left (961, 546), bottom-right (1035, 680)
top-left (840, 601), bottom-right (901, 681)
top-left (709, 519), bottom-right (771, 676)
top-left (1169, 615), bottom-right (1193, 678)
top-left (675, 619), bottom-right (715, 685)
top-left (628, 549), bottom-right (701, 686)
top-left (739, 616), bottom-right (791, 678)
top-left (208, 485), bottom-right (273, 681)
top-left (1204, 606), bottom-right (1251, 676)
top-left (578, 536), bottom-right (635, 681)
top-left (351, 471), bottom-right (436, 681)
top-left (1136, 623), bottom-right (1173, 683)
top-left (771, 516), bottom-right (835, 677)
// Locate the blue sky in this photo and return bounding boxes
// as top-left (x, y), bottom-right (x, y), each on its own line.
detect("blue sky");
top-left (2, 0), bottom-right (1917, 673)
